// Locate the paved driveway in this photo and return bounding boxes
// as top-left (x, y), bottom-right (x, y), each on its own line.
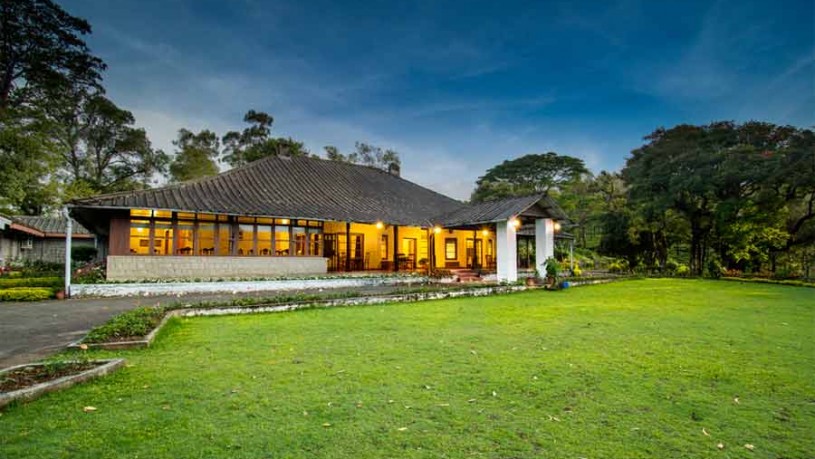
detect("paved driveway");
top-left (0, 285), bottom-right (401, 368)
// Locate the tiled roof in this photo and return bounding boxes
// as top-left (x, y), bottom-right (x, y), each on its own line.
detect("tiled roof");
top-left (433, 193), bottom-right (569, 227)
top-left (71, 155), bottom-right (463, 226)
top-left (12, 216), bottom-right (92, 236)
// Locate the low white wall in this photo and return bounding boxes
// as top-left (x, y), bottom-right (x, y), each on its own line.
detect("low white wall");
top-left (106, 255), bottom-right (327, 282)
top-left (72, 275), bottom-right (429, 298)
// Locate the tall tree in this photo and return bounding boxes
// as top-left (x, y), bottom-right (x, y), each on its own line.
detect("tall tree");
top-left (169, 128), bottom-right (220, 182)
top-left (471, 152), bottom-right (589, 202)
top-left (322, 143), bottom-right (401, 172)
top-left (222, 110), bottom-right (309, 167)
top-left (0, 0), bottom-right (105, 116)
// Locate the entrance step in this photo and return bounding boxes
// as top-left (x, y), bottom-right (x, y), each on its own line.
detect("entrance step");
top-left (449, 268), bottom-right (482, 283)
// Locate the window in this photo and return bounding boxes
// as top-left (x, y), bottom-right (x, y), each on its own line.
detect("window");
top-left (445, 238), bottom-right (458, 260)
top-left (293, 227), bottom-right (307, 255)
top-left (198, 223), bottom-right (216, 255)
top-left (275, 225), bottom-right (290, 255)
top-left (176, 223), bottom-right (194, 255)
top-left (257, 225), bottom-right (273, 256)
top-left (128, 220), bottom-right (151, 254)
top-left (217, 224), bottom-right (231, 255)
top-left (154, 222), bottom-right (173, 255)
top-left (308, 229), bottom-right (322, 256)
top-left (380, 235), bottom-right (389, 260)
top-left (237, 224), bottom-right (255, 255)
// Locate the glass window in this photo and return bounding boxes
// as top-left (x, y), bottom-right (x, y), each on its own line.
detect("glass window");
top-left (217, 224), bottom-right (231, 255)
top-left (198, 223), bottom-right (216, 255)
top-left (154, 210), bottom-right (172, 219)
top-left (445, 238), bottom-right (457, 260)
top-left (218, 215), bottom-right (230, 222)
top-left (176, 223), bottom-right (194, 255)
top-left (177, 212), bottom-right (196, 221)
top-left (257, 225), bottom-right (273, 256)
top-left (129, 221), bottom-right (151, 255)
top-left (293, 227), bottom-right (307, 255)
top-left (197, 213), bottom-right (216, 221)
top-left (308, 229), bottom-right (322, 256)
top-left (380, 235), bottom-right (389, 260)
top-left (237, 224), bottom-right (255, 255)
top-left (130, 209), bottom-right (151, 218)
top-left (256, 217), bottom-right (274, 224)
top-left (238, 216), bottom-right (255, 224)
top-left (276, 218), bottom-right (290, 225)
top-left (154, 223), bottom-right (173, 255)
top-left (275, 225), bottom-right (290, 255)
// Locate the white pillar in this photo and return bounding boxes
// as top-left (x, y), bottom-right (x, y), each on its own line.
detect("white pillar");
top-left (535, 218), bottom-right (554, 275)
top-left (62, 207), bottom-right (72, 298)
top-left (496, 220), bottom-right (518, 282)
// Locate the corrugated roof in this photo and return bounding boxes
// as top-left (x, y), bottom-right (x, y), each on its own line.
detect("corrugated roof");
top-left (72, 155), bottom-right (463, 226)
top-left (12, 216), bottom-right (92, 236)
top-left (433, 193), bottom-right (568, 227)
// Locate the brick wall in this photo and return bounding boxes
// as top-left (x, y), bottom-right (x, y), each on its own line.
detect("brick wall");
top-left (106, 255), bottom-right (328, 281)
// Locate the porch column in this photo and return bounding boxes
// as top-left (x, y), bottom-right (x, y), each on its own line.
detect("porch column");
top-left (345, 222), bottom-right (351, 271)
top-left (496, 219), bottom-right (517, 282)
top-left (535, 218), bottom-right (554, 275)
top-left (393, 225), bottom-right (399, 272)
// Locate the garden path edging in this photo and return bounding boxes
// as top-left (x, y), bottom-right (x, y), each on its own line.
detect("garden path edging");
top-left (0, 358), bottom-right (126, 409)
top-left (67, 313), bottom-right (175, 351)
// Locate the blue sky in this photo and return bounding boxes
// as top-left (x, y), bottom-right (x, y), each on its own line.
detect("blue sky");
top-left (62, 0), bottom-right (813, 200)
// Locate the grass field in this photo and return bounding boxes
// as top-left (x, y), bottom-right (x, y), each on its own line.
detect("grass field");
top-left (1, 279), bottom-right (813, 458)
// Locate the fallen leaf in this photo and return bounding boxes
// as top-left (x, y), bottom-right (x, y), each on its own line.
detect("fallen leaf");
top-left (424, 385), bottom-right (431, 390)
top-left (387, 400), bottom-right (394, 404)
top-left (322, 423), bottom-right (332, 428)
top-left (467, 399), bottom-right (477, 403)
top-left (162, 405), bottom-right (171, 410)
top-left (702, 428), bottom-right (710, 437)
top-left (733, 397), bottom-right (740, 404)
top-left (303, 411), bottom-right (308, 416)
top-left (492, 391), bottom-right (497, 397)
top-left (717, 443), bottom-right (725, 450)
top-left (82, 406), bottom-right (97, 412)
top-left (78, 344), bottom-right (89, 351)
top-left (397, 427), bottom-right (408, 431)
top-left (470, 350), bottom-right (477, 355)
top-left (437, 403), bottom-right (450, 407)
top-left (744, 444), bottom-right (754, 451)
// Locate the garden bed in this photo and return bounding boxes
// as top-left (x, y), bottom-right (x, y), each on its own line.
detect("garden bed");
top-left (0, 359), bottom-right (125, 409)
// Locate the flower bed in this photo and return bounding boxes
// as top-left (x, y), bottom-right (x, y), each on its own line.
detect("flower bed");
top-left (0, 359), bottom-right (125, 409)
top-left (0, 287), bottom-right (55, 302)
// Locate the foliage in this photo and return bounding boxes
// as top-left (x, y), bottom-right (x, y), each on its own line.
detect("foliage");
top-left (0, 276), bottom-right (62, 289)
top-left (83, 306), bottom-right (165, 343)
top-left (544, 256), bottom-right (560, 278)
top-left (0, 0), bottom-right (105, 115)
top-left (0, 118), bottom-right (61, 213)
top-left (572, 264), bottom-right (583, 276)
top-left (72, 261), bottom-right (106, 284)
top-left (71, 246), bottom-right (98, 262)
top-left (428, 268), bottom-right (453, 279)
top-left (675, 264), bottom-right (690, 276)
top-left (2, 281), bottom-right (813, 457)
top-left (19, 259), bottom-right (63, 277)
top-left (168, 129), bottom-right (220, 182)
top-left (607, 259), bottom-right (629, 273)
top-left (471, 152), bottom-right (589, 202)
top-left (323, 143), bottom-right (401, 172)
top-left (222, 110), bottom-right (310, 167)
top-left (0, 287), bottom-right (54, 301)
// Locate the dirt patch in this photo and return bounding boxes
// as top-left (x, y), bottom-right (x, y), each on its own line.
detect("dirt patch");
top-left (1, 362), bottom-right (100, 392)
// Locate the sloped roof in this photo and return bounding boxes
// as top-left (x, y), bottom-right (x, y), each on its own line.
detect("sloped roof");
top-left (433, 193), bottom-right (569, 227)
top-left (71, 155), bottom-right (463, 226)
top-left (12, 216), bottom-right (92, 236)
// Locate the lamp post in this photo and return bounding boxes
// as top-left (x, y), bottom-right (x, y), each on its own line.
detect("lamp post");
top-left (61, 206), bottom-right (72, 298)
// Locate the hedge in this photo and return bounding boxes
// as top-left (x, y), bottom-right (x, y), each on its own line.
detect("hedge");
top-left (0, 277), bottom-right (63, 289)
top-left (0, 287), bottom-right (55, 302)
top-left (721, 277), bottom-right (815, 288)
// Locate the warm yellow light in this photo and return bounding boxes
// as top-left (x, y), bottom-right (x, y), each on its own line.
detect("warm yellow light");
top-left (375, 221), bottom-right (384, 229)
top-left (510, 218), bottom-right (521, 228)
top-left (281, 218), bottom-right (289, 224)
top-left (433, 226), bottom-right (442, 234)
top-left (481, 229), bottom-right (489, 236)
top-left (554, 221), bottom-right (562, 231)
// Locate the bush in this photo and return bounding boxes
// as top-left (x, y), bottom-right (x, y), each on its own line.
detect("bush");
top-left (608, 259), bottom-right (629, 273)
top-left (676, 264), bottom-right (690, 276)
top-left (572, 264), bottom-right (583, 277)
top-left (428, 269), bottom-right (453, 279)
top-left (0, 276), bottom-right (62, 289)
top-left (0, 287), bottom-right (54, 301)
top-left (84, 307), bottom-right (166, 343)
top-left (664, 259), bottom-right (679, 273)
top-left (706, 259), bottom-right (724, 279)
top-left (544, 257), bottom-right (560, 278)
top-left (71, 246), bottom-right (98, 263)
top-left (20, 260), bottom-right (63, 277)
top-left (73, 261), bottom-right (106, 284)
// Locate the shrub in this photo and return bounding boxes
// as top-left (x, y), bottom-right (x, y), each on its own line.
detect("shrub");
top-left (20, 260), bottom-right (63, 277)
top-left (675, 264), bottom-right (691, 276)
top-left (0, 287), bottom-right (54, 301)
top-left (664, 259), bottom-right (679, 273)
top-left (428, 269), bottom-right (453, 279)
top-left (608, 259), bottom-right (629, 273)
top-left (572, 264), bottom-right (583, 277)
top-left (706, 259), bottom-right (724, 279)
top-left (0, 276), bottom-right (62, 289)
top-left (544, 257), bottom-right (560, 278)
top-left (73, 261), bottom-right (106, 284)
top-left (71, 246), bottom-right (98, 263)
top-left (84, 306), bottom-right (166, 343)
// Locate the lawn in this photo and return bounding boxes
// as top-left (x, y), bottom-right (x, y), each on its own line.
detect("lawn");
top-left (1, 279), bottom-right (813, 458)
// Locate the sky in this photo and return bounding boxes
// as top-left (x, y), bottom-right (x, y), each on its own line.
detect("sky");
top-left (61, 0), bottom-right (814, 200)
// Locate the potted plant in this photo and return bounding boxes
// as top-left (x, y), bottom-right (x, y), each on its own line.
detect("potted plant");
top-left (54, 289), bottom-right (66, 300)
top-left (544, 257), bottom-right (560, 289)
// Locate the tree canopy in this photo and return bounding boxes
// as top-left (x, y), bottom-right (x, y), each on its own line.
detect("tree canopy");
top-left (323, 142), bottom-right (401, 172)
top-left (471, 152), bottom-right (589, 202)
top-left (222, 110), bottom-right (310, 167)
top-left (169, 129), bottom-right (220, 182)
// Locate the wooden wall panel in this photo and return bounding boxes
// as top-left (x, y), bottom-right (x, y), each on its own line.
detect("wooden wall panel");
top-left (109, 218), bottom-right (130, 256)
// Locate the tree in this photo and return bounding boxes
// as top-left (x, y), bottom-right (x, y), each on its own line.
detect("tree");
top-left (471, 152), bottom-right (589, 202)
top-left (169, 129), bottom-right (219, 182)
top-left (222, 110), bottom-right (309, 167)
top-left (0, 0), bottom-right (105, 116)
top-left (0, 119), bottom-right (59, 213)
top-left (322, 143), bottom-right (401, 172)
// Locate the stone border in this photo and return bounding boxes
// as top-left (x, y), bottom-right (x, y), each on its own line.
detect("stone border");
top-left (0, 359), bottom-right (125, 409)
top-left (71, 275), bottom-right (429, 298)
top-left (69, 285), bottom-right (532, 350)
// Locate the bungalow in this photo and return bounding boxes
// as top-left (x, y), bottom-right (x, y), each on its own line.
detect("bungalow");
top-left (0, 215), bottom-right (95, 265)
top-left (70, 155), bottom-right (567, 282)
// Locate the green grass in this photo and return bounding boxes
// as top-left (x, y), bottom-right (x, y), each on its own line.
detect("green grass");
top-left (1, 279), bottom-right (813, 458)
